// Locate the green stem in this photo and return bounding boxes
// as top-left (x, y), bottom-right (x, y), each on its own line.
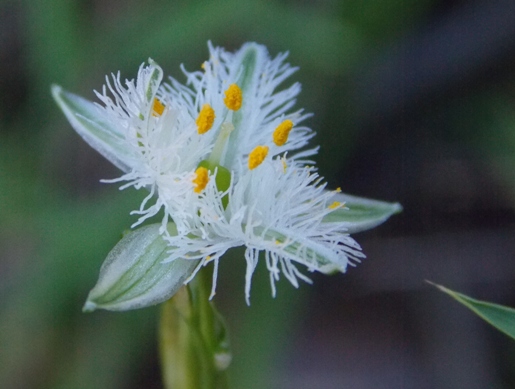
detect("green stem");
top-left (159, 265), bottom-right (231, 389)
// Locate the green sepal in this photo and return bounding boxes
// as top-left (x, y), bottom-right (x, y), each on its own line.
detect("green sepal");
top-left (83, 223), bottom-right (200, 312)
top-left (243, 191), bottom-right (401, 276)
top-left (253, 226), bottom-right (349, 275)
top-left (52, 60), bottom-right (163, 172)
top-left (52, 84), bottom-right (134, 172)
top-left (322, 192), bottom-right (402, 233)
top-left (198, 160), bottom-right (231, 209)
top-left (430, 282), bottom-right (515, 341)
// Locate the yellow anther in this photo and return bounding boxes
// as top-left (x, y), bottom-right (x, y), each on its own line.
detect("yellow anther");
top-left (273, 119), bottom-right (293, 146)
top-left (196, 104), bottom-right (215, 134)
top-left (193, 167), bottom-right (209, 193)
top-left (223, 84), bottom-right (242, 111)
top-left (152, 98), bottom-right (165, 117)
top-left (206, 255), bottom-right (212, 261)
top-left (248, 145), bottom-right (269, 170)
top-left (335, 187), bottom-right (342, 193)
top-left (328, 201), bottom-right (344, 210)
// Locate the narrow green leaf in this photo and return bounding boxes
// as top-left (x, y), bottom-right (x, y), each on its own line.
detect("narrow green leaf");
top-left (52, 84), bottom-right (134, 172)
top-left (84, 223), bottom-right (200, 312)
top-left (430, 282), bottom-right (515, 341)
top-left (322, 192), bottom-right (402, 233)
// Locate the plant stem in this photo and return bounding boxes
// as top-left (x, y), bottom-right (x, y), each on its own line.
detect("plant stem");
top-left (159, 265), bottom-right (231, 389)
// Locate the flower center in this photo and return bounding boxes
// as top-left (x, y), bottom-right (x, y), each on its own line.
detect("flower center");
top-left (191, 84), bottom-right (243, 199)
top-left (191, 82), bottom-right (270, 203)
top-left (196, 84), bottom-right (243, 167)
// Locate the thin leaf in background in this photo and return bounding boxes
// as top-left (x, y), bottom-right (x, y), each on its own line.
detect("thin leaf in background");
top-left (430, 282), bottom-right (515, 341)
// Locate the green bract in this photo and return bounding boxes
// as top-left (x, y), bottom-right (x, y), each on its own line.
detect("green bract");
top-left (83, 224), bottom-right (199, 312)
top-left (323, 192), bottom-right (402, 233)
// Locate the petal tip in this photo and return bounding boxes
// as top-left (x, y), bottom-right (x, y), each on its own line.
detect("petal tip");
top-left (392, 202), bottom-right (403, 214)
top-left (82, 300), bottom-right (97, 313)
top-left (50, 84), bottom-right (64, 102)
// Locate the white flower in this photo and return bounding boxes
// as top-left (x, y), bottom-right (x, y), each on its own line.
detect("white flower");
top-left (53, 42), bottom-right (401, 308)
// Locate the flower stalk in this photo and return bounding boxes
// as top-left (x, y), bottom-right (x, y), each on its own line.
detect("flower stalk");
top-left (159, 265), bottom-right (231, 389)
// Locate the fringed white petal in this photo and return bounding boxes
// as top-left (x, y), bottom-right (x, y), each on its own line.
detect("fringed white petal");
top-left (84, 42), bottom-right (369, 302)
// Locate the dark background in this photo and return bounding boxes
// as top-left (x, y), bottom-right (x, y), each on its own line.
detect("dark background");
top-left (2, 0), bottom-right (515, 387)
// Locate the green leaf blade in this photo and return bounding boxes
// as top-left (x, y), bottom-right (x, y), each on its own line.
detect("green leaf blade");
top-left (84, 223), bottom-right (200, 312)
top-left (323, 192), bottom-right (402, 233)
top-left (431, 282), bottom-right (515, 341)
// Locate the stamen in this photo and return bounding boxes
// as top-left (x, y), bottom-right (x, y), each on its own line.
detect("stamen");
top-left (328, 201), bottom-right (344, 210)
top-left (273, 119), bottom-right (293, 146)
top-left (335, 187), bottom-right (342, 193)
top-left (223, 84), bottom-right (242, 111)
top-left (196, 104), bottom-right (216, 134)
top-left (193, 167), bottom-right (209, 193)
top-left (281, 158), bottom-right (288, 173)
top-left (248, 145), bottom-right (269, 170)
top-left (152, 97), bottom-right (165, 117)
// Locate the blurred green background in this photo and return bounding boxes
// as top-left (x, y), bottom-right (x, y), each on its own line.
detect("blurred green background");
top-left (3, 0), bottom-right (515, 388)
